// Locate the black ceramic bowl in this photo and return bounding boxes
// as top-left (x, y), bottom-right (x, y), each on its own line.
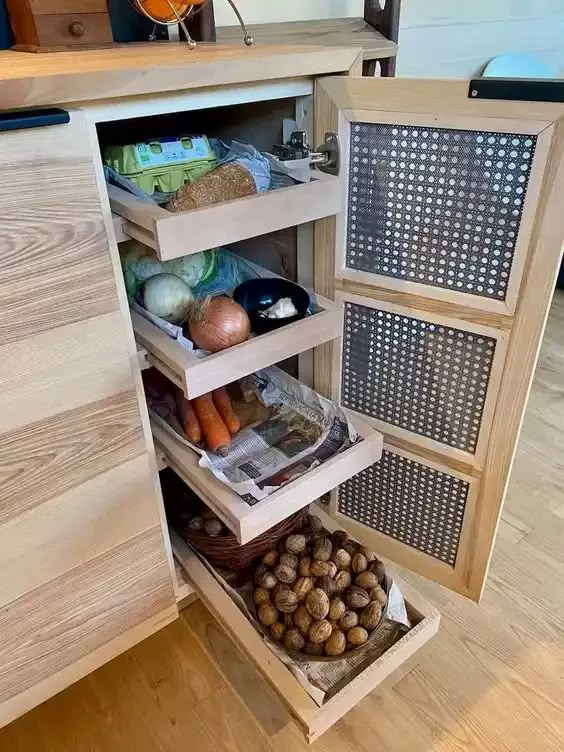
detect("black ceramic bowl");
top-left (233, 278), bottom-right (311, 335)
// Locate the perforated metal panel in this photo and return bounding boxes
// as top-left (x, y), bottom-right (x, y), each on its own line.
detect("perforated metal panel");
top-left (338, 450), bottom-right (469, 566)
top-left (347, 122), bottom-right (537, 300)
top-left (341, 301), bottom-right (497, 453)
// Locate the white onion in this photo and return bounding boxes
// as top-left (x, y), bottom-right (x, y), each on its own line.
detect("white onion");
top-left (142, 273), bottom-right (194, 324)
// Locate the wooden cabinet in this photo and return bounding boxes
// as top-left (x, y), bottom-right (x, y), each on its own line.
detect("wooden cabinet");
top-left (0, 47), bottom-right (563, 741)
top-left (0, 112), bottom-right (176, 727)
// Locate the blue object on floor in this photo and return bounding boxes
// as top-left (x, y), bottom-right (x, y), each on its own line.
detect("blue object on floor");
top-left (482, 53), bottom-right (556, 79)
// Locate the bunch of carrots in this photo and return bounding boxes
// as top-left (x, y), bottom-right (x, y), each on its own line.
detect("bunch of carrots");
top-left (176, 386), bottom-right (240, 456)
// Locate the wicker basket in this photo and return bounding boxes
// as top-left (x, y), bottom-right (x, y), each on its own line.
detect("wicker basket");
top-left (177, 508), bottom-right (308, 570)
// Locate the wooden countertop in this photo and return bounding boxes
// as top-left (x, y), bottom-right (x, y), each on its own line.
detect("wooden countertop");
top-left (0, 42), bottom-right (360, 110)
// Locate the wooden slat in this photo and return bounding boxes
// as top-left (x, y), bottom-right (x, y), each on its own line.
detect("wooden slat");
top-left (30, 0), bottom-right (107, 13)
top-left (0, 121), bottom-right (120, 346)
top-left (217, 18), bottom-right (398, 61)
top-left (0, 455), bottom-right (162, 608)
top-left (0, 390), bottom-right (145, 526)
top-left (0, 527), bottom-right (174, 720)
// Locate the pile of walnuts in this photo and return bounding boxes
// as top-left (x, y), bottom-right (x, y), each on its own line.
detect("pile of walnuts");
top-left (253, 516), bottom-right (387, 657)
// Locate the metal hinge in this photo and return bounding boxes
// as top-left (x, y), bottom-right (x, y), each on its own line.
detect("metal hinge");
top-left (273, 131), bottom-right (340, 176)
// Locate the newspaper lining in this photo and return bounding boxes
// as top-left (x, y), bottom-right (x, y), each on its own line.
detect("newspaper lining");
top-left (149, 367), bottom-right (361, 505)
top-left (188, 546), bottom-right (411, 706)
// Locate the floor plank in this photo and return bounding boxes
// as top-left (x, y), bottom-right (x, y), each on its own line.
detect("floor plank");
top-left (1, 291), bottom-right (563, 750)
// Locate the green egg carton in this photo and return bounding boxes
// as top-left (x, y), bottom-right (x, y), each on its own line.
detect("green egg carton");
top-left (104, 135), bottom-right (217, 195)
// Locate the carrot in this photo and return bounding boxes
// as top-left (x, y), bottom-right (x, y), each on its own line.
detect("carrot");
top-left (191, 393), bottom-right (231, 455)
top-left (212, 387), bottom-right (241, 435)
top-left (175, 389), bottom-right (202, 445)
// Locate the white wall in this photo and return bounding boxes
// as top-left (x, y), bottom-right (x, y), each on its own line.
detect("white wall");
top-left (216, 0), bottom-right (564, 78)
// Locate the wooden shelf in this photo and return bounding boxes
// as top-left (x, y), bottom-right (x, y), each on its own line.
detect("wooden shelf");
top-left (172, 530), bottom-right (439, 742)
top-left (173, 560), bottom-right (197, 610)
top-left (109, 171), bottom-right (341, 261)
top-left (153, 409), bottom-right (383, 545)
top-left (217, 18), bottom-right (398, 62)
top-left (132, 294), bottom-right (343, 401)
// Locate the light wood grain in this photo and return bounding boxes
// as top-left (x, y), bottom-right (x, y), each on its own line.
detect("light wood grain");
top-left (0, 44), bottom-right (360, 110)
top-left (217, 18), bottom-right (397, 61)
top-left (2, 293), bottom-right (563, 751)
top-left (110, 171), bottom-right (342, 260)
top-left (133, 293), bottom-right (343, 400)
top-left (0, 390), bottom-right (145, 525)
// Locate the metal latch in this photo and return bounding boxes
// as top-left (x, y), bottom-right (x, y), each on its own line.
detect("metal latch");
top-left (272, 131), bottom-right (340, 175)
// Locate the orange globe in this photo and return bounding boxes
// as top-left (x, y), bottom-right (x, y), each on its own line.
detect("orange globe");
top-left (137, 0), bottom-right (206, 23)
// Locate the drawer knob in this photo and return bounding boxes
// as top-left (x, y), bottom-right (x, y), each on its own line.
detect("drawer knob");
top-left (69, 21), bottom-right (85, 37)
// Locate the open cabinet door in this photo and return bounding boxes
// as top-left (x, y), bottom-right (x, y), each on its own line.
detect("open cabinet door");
top-left (314, 77), bottom-right (564, 601)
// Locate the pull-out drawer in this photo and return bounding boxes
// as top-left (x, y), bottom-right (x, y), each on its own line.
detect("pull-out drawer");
top-left (108, 172), bottom-right (341, 261)
top-left (153, 411), bottom-right (383, 545)
top-left (172, 532), bottom-right (439, 743)
top-left (132, 294), bottom-right (343, 400)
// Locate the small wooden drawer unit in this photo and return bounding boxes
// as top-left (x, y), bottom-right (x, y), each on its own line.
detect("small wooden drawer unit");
top-left (6, 0), bottom-right (113, 51)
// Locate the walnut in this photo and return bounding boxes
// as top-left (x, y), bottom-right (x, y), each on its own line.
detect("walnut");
top-left (332, 548), bottom-right (352, 570)
top-left (359, 546), bottom-right (378, 563)
top-left (326, 561), bottom-right (338, 578)
top-left (274, 589), bottom-right (299, 614)
top-left (283, 628), bottom-right (305, 652)
top-left (344, 586), bottom-right (370, 609)
top-left (360, 601), bottom-right (382, 631)
top-left (304, 641), bottom-right (324, 656)
top-left (285, 534), bottom-right (307, 554)
top-left (312, 536), bottom-right (332, 562)
top-left (316, 576), bottom-right (338, 598)
top-left (339, 611), bottom-right (359, 630)
top-left (369, 559), bottom-right (386, 585)
top-left (253, 588), bottom-right (270, 606)
top-left (294, 605), bottom-right (313, 636)
top-left (325, 629), bottom-right (347, 656)
top-left (203, 518), bottom-right (223, 537)
top-left (328, 597), bottom-right (346, 621)
top-left (331, 530), bottom-right (349, 548)
top-left (274, 563), bottom-right (298, 585)
top-left (298, 557), bottom-right (312, 577)
top-left (343, 542), bottom-right (359, 557)
top-left (279, 553), bottom-right (298, 569)
top-left (347, 626), bottom-right (369, 646)
top-left (283, 612), bottom-right (295, 627)
top-left (187, 516), bottom-right (203, 531)
top-left (304, 514), bottom-right (324, 533)
top-left (260, 572), bottom-right (278, 590)
top-left (305, 588), bottom-right (330, 620)
top-left (309, 619), bottom-right (333, 644)
top-left (270, 622), bottom-right (286, 642)
top-left (258, 602), bottom-right (278, 627)
top-left (254, 563), bottom-right (268, 587)
top-left (262, 550), bottom-right (279, 567)
top-left (271, 582), bottom-right (291, 599)
top-left (310, 560), bottom-right (331, 577)
top-left (293, 576), bottom-right (315, 602)
top-left (355, 571), bottom-right (380, 590)
top-left (369, 586), bottom-right (388, 607)
top-left (333, 570), bottom-right (352, 593)
top-left (351, 553), bottom-right (368, 574)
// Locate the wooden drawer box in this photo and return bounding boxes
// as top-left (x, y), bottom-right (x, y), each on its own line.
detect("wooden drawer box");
top-left (109, 172), bottom-right (342, 261)
top-left (6, 1), bottom-right (113, 51)
top-left (133, 293), bottom-right (343, 400)
top-left (172, 532), bottom-right (440, 743)
top-left (153, 409), bottom-right (383, 545)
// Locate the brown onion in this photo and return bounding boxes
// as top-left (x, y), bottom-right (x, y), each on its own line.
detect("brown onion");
top-left (188, 296), bottom-right (250, 352)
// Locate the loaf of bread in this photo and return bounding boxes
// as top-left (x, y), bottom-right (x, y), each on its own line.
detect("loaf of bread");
top-left (166, 162), bottom-right (256, 212)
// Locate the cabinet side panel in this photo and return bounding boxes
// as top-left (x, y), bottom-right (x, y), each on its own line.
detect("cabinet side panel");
top-left (0, 114), bottom-right (175, 725)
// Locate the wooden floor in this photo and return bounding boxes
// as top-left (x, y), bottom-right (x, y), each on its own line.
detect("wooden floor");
top-left (2, 291), bottom-right (564, 752)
